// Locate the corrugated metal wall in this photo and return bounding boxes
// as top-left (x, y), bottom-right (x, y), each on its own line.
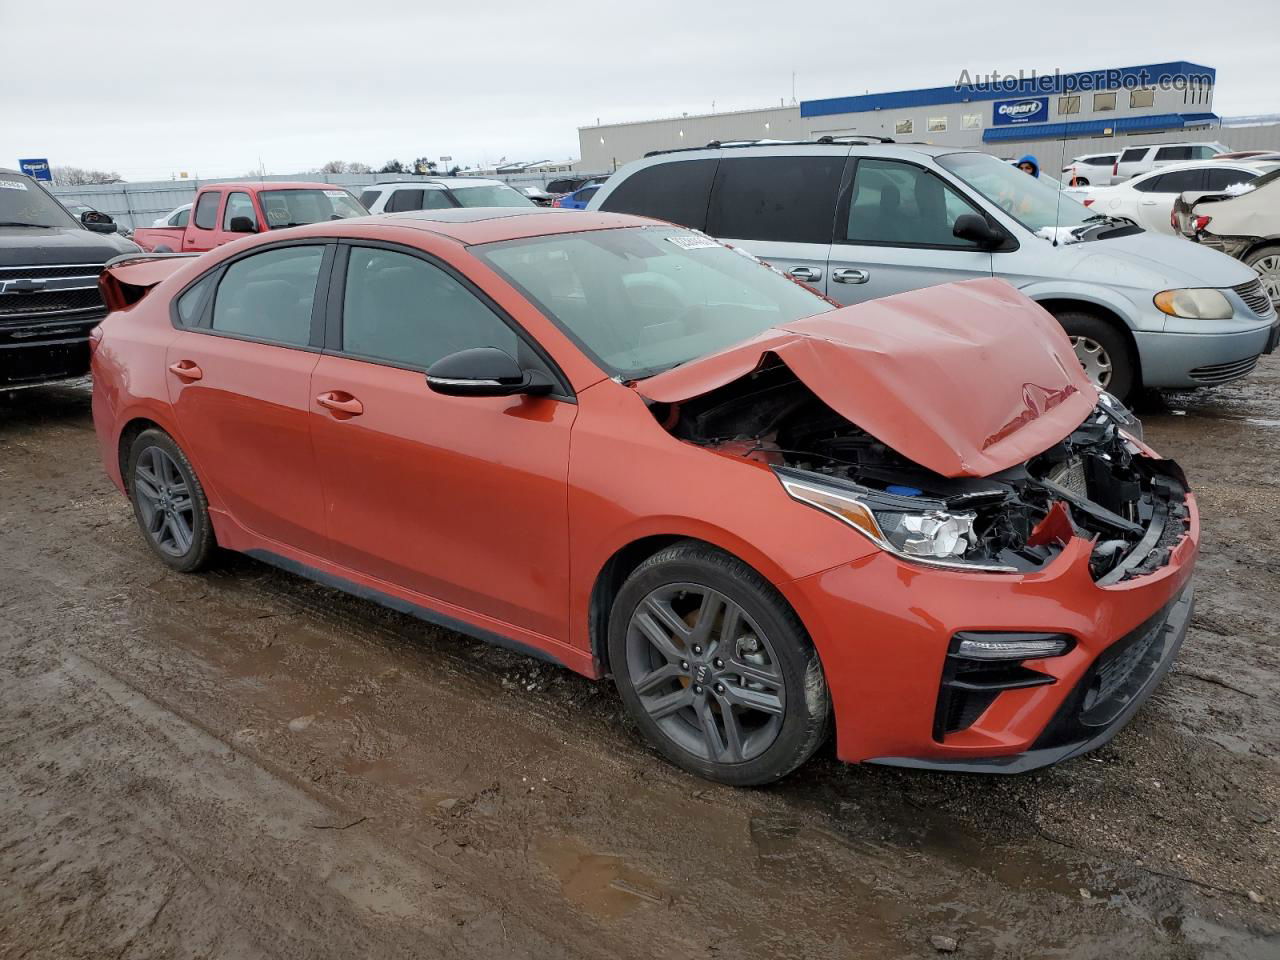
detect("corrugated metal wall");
top-left (48, 171), bottom-right (612, 230)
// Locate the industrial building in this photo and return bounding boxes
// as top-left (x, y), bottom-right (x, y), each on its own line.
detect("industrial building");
top-left (577, 61), bottom-right (1225, 170)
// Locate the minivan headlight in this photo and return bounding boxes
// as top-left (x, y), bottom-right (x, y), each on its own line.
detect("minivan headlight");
top-left (1153, 288), bottom-right (1233, 320)
top-left (778, 476), bottom-right (1015, 572)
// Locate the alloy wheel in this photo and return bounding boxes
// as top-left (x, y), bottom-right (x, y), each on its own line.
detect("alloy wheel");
top-left (1071, 335), bottom-right (1113, 389)
top-left (1254, 254), bottom-right (1280, 309)
top-left (624, 584), bottom-right (785, 764)
top-left (133, 446), bottom-right (196, 557)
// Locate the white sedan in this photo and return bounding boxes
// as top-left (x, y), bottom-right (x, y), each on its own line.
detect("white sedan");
top-left (1081, 160), bottom-right (1278, 234)
top-left (152, 203), bottom-right (192, 228)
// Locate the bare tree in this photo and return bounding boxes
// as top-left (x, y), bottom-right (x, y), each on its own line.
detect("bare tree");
top-left (52, 166), bottom-right (123, 185)
top-left (346, 162), bottom-right (372, 174)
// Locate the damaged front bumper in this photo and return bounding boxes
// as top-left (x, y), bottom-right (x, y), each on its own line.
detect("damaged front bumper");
top-left (780, 472), bottom-right (1199, 773)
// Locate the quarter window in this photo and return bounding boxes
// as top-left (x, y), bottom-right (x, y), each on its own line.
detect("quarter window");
top-left (707, 155), bottom-right (845, 244)
top-left (1059, 95), bottom-right (1081, 115)
top-left (1093, 92), bottom-right (1117, 111)
top-left (341, 247), bottom-right (517, 369)
top-left (193, 192), bottom-right (220, 230)
top-left (222, 191), bottom-right (258, 231)
top-left (211, 245), bottom-right (325, 347)
top-left (845, 159), bottom-right (983, 248)
top-left (176, 275), bottom-right (214, 326)
top-left (598, 158), bottom-right (718, 230)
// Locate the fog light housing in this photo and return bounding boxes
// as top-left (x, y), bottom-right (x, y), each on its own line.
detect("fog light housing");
top-left (953, 632), bottom-right (1074, 661)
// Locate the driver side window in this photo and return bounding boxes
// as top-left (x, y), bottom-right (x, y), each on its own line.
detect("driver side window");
top-left (846, 160), bottom-right (982, 248)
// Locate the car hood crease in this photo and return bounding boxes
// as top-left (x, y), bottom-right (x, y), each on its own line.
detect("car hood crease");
top-left (637, 278), bottom-right (1098, 478)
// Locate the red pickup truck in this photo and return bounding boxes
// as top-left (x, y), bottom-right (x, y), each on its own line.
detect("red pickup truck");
top-left (132, 181), bottom-right (367, 252)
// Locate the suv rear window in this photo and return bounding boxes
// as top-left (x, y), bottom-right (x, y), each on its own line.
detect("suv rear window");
top-left (1120, 148), bottom-right (1148, 163)
top-left (359, 190), bottom-right (380, 209)
top-left (1156, 146), bottom-right (1192, 162)
top-left (386, 189), bottom-right (424, 213)
top-left (599, 158), bottom-right (718, 230)
top-left (707, 155), bottom-right (845, 244)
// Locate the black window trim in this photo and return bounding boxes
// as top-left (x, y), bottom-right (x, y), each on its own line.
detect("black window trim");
top-left (167, 238), bottom-right (337, 354)
top-left (834, 155), bottom-right (1019, 253)
top-left (322, 238), bottom-right (576, 402)
top-left (192, 190), bottom-right (223, 232)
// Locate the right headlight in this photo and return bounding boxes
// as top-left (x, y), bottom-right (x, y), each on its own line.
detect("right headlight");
top-left (778, 475), bottom-right (1016, 573)
top-left (1153, 287), bottom-right (1233, 320)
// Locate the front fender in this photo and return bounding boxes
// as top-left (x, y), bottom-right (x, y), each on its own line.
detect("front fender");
top-left (1017, 280), bottom-right (1154, 332)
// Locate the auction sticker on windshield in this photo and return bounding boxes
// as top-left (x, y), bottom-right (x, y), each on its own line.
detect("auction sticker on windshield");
top-left (666, 235), bottom-right (720, 250)
top-left (0, 180), bottom-right (29, 191)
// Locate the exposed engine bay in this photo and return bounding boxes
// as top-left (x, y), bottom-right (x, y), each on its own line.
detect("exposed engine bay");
top-left (652, 360), bottom-right (1190, 581)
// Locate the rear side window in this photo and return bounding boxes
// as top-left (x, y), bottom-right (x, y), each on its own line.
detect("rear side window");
top-left (1139, 169), bottom-right (1205, 193)
top-left (341, 247), bottom-right (517, 369)
top-left (1087, 156), bottom-right (1116, 166)
top-left (176, 275), bottom-right (214, 326)
top-left (1204, 168), bottom-right (1257, 191)
top-left (359, 190), bottom-right (380, 209)
top-left (386, 189), bottom-right (424, 213)
top-left (845, 159), bottom-right (982, 248)
top-left (599, 158), bottom-right (717, 230)
top-left (707, 155), bottom-right (845, 244)
top-left (1156, 146), bottom-right (1192, 162)
top-left (193, 192), bottom-right (220, 230)
top-left (211, 246), bottom-right (325, 347)
top-left (1120, 148), bottom-right (1147, 163)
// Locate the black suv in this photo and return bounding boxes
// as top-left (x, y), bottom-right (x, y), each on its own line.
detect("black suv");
top-left (0, 169), bottom-right (138, 390)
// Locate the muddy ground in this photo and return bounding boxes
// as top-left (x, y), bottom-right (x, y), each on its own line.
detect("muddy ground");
top-left (1, 362), bottom-right (1278, 960)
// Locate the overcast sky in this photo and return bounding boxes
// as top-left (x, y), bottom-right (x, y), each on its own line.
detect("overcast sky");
top-left (3, 0), bottom-right (1278, 181)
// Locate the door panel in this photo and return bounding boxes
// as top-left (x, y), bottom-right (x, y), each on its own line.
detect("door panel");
top-left (165, 332), bottom-right (327, 553)
top-left (309, 355), bottom-right (576, 640)
top-left (828, 158), bottom-right (992, 305)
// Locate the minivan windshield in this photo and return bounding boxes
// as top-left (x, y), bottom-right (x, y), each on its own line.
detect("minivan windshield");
top-left (475, 226), bottom-right (835, 378)
top-left (938, 152), bottom-right (1094, 233)
top-left (0, 173), bottom-right (80, 228)
top-left (258, 189), bottom-right (367, 229)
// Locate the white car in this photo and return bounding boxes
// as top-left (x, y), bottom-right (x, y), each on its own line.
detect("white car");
top-left (1110, 141), bottom-right (1229, 184)
top-left (152, 203), bottom-right (191, 228)
top-left (1061, 153), bottom-right (1118, 186)
top-left (1082, 159), bottom-right (1278, 234)
top-left (357, 178), bottom-right (534, 214)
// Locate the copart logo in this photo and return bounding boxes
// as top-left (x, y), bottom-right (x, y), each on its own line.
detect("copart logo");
top-left (998, 100), bottom-right (1043, 120)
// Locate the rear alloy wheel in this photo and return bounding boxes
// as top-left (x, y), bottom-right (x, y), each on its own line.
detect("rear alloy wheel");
top-left (1245, 245), bottom-right (1280, 310)
top-left (126, 429), bottom-right (214, 573)
top-left (608, 541), bottom-right (829, 785)
top-left (1055, 311), bottom-right (1135, 401)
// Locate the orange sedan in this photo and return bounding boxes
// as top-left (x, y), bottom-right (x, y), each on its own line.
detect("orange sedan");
top-left (90, 209), bottom-right (1197, 785)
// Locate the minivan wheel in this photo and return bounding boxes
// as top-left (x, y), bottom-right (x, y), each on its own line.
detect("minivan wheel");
top-left (608, 541), bottom-right (830, 786)
top-left (126, 429), bottom-right (214, 573)
top-left (1055, 311), bottom-right (1135, 401)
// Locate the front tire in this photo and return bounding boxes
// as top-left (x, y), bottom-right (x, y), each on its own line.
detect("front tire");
top-left (1054, 310), bottom-right (1135, 401)
top-left (608, 541), bottom-right (830, 786)
top-left (126, 429), bottom-right (215, 573)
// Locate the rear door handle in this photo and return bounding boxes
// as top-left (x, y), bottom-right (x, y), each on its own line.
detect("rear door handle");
top-left (787, 266), bottom-right (822, 282)
top-left (167, 360), bottom-right (203, 381)
top-left (316, 391), bottom-right (364, 418)
top-left (832, 268), bottom-right (870, 285)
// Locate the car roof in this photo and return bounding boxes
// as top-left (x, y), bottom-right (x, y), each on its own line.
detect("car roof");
top-left (204, 181), bottom-right (344, 192)
top-left (372, 177), bottom-right (506, 189)
top-left (1129, 158), bottom-right (1277, 179)
top-left (280, 207), bottom-right (658, 246)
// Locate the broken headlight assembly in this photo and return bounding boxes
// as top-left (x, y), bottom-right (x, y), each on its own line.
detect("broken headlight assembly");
top-left (777, 473), bottom-right (1017, 573)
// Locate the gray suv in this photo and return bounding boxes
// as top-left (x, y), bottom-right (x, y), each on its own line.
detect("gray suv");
top-left (587, 142), bottom-right (1279, 400)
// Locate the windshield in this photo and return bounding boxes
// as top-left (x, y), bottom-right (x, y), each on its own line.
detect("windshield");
top-left (938, 152), bottom-right (1094, 233)
top-left (450, 184), bottom-right (535, 208)
top-left (475, 226), bottom-right (835, 378)
top-left (0, 174), bottom-right (80, 228)
top-left (258, 189), bottom-right (367, 229)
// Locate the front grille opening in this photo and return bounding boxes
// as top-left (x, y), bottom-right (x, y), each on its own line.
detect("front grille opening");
top-left (1189, 355), bottom-right (1260, 384)
top-left (1232, 278), bottom-right (1272, 317)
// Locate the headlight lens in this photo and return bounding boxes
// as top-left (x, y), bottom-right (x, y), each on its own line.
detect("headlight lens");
top-left (1096, 390), bottom-right (1144, 441)
top-left (1153, 288), bottom-right (1233, 320)
top-left (779, 476), bottom-right (1015, 572)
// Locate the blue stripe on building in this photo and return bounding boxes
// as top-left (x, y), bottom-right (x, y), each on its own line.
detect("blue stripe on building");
top-left (981, 112), bottom-right (1221, 143)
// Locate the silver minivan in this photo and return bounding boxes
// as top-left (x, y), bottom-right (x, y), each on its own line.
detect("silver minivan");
top-left (587, 143), bottom-right (1278, 400)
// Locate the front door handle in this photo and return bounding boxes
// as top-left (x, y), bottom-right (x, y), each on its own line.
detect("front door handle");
top-left (167, 360), bottom-right (203, 381)
top-left (787, 266), bottom-right (823, 282)
top-left (316, 391), bottom-right (364, 418)
top-left (832, 268), bottom-right (870, 285)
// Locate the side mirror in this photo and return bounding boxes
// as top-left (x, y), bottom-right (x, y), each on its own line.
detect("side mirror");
top-left (228, 216), bottom-right (257, 233)
top-left (81, 211), bottom-right (118, 233)
top-left (426, 347), bottom-right (554, 398)
top-left (952, 213), bottom-right (1003, 249)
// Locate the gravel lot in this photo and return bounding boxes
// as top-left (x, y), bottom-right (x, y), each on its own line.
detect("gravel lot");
top-left (2, 363), bottom-right (1278, 959)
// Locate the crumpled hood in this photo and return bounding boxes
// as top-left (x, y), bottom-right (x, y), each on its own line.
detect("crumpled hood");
top-left (638, 278), bottom-right (1097, 478)
top-left (1060, 230), bottom-right (1256, 288)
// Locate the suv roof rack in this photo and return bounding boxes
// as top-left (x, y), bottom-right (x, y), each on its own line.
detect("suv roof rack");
top-left (643, 135), bottom-right (896, 158)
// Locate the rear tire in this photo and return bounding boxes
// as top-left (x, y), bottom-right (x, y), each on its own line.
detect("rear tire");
top-left (608, 540), bottom-right (830, 786)
top-left (1053, 310), bottom-right (1135, 401)
top-left (125, 429), bottom-right (215, 573)
top-left (1244, 244), bottom-right (1280, 310)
